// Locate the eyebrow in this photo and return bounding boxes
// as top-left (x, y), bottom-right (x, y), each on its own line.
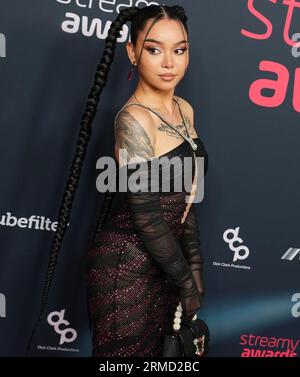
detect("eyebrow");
top-left (144, 38), bottom-right (188, 45)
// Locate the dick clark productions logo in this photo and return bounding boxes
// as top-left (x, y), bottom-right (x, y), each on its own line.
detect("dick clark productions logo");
top-left (47, 309), bottom-right (77, 345)
top-left (223, 227), bottom-right (250, 262)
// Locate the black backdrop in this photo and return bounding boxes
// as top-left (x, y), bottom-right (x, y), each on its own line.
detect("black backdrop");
top-left (0, 0), bottom-right (299, 357)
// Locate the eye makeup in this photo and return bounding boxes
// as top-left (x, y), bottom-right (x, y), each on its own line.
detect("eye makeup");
top-left (145, 46), bottom-right (187, 55)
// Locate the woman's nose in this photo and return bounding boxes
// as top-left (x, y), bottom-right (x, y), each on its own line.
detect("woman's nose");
top-left (161, 52), bottom-right (174, 68)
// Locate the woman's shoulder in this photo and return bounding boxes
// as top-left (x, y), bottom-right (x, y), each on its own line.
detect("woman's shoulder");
top-left (116, 100), bottom-right (155, 128)
top-left (175, 96), bottom-right (194, 121)
top-left (175, 96), bottom-right (194, 112)
top-left (117, 95), bottom-right (154, 117)
top-left (114, 100), bottom-right (156, 146)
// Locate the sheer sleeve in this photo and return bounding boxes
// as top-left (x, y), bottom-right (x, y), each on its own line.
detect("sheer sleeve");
top-left (179, 136), bottom-right (208, 303)
top-left (126, 173), bottom-right (201, 322)
top-left (180, 204), bottom-right (205, 303)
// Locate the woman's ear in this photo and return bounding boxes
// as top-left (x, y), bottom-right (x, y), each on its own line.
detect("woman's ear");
top-left (126, 42), bottom-right (137, 65)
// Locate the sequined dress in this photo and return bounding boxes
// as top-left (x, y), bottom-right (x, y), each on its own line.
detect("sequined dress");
top-left (86, 101), bottom-right (208, 357)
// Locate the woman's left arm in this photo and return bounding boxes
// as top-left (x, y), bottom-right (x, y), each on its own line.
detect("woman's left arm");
top-left (180, 204), bottom-right (205, 299)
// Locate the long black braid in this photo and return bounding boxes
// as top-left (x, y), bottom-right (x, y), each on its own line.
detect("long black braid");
top-left (26, 4), bottom-right (189, 355)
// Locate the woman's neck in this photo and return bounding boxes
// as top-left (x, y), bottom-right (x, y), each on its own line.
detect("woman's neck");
top-left (133, 84), bottom-right (176, 113)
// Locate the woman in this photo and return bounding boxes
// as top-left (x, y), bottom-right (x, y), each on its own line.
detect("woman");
top-left (28, 4), bottom-right (208, 357)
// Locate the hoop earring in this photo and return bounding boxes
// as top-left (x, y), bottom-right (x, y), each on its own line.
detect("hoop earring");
top-left (127, 61), bottom-right (136, 81)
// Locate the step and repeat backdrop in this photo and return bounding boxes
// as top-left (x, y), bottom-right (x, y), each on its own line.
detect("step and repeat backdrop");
top-left (0, 0), bottom-right (299, 357)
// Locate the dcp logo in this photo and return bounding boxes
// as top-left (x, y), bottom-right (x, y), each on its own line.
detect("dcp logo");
top-left (47, 309), bottom-right (77, 345)
top-left (223, 227), bottom-right (250, 262)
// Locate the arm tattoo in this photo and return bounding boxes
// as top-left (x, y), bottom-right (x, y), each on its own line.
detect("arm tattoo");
top-left (115, 110), bottom-right (155, 166)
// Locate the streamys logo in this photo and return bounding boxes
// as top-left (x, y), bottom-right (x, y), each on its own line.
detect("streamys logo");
top-left (55, 0), bottom-right (160, 41)
top-left (240, 334), bottom-right (299, 357)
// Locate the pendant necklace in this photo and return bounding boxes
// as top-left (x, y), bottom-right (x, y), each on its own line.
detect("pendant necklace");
top-left (132, 93), bottom-right (198, 152)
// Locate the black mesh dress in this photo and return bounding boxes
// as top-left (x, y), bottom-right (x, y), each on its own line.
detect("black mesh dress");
top-left (86, 99), bottom-right (208, 357)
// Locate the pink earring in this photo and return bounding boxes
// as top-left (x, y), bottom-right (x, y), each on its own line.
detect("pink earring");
top-left (127, 61), bottom-right (136, 81)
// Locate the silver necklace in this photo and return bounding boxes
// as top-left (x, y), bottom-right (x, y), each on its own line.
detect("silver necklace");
top-left (133, 93), bottom-right (176, 124)
top-left (132, 93), bottom-right (198, 151)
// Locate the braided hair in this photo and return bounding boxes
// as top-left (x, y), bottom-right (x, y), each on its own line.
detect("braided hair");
top-left (26, 4), bottom-right (189, 355)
